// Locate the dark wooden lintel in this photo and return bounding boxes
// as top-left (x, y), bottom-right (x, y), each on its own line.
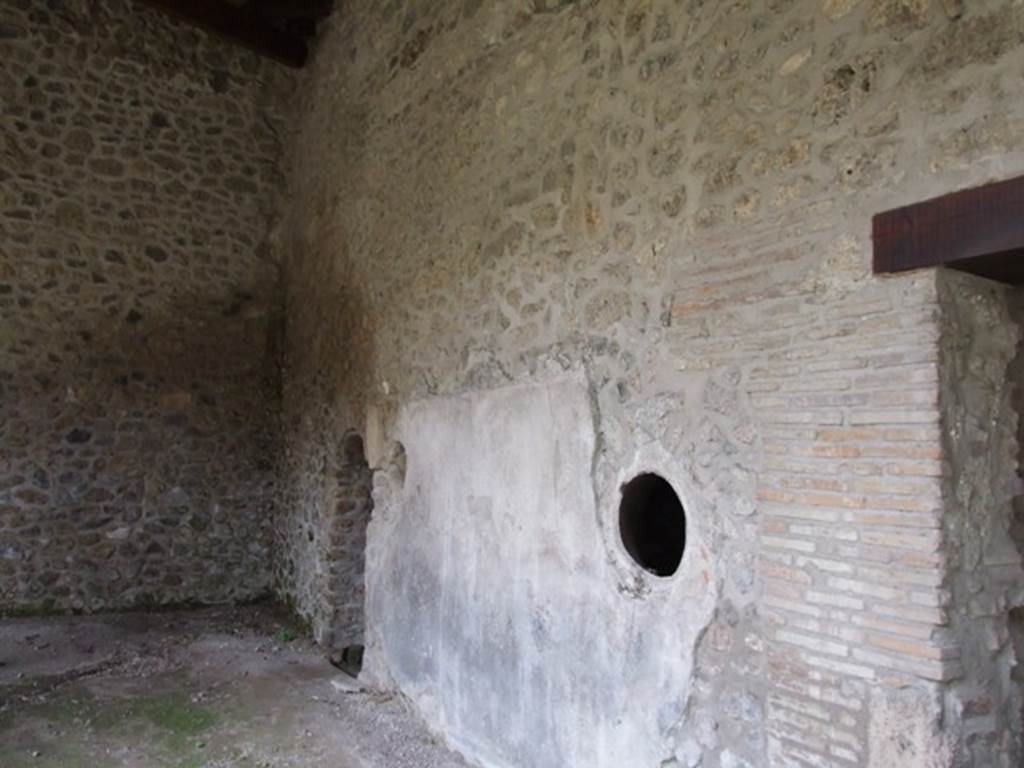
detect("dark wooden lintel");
top-left (873, 175), bottom-right (1024, 285)
top-left (138, 0), bottom-right (308, 68)
top-left (247, 0), bottom-right (334, 21)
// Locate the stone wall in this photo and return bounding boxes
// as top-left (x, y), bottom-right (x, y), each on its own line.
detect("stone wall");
top-left (324, 432), bottom-right (373, 650)
top-left (0, 0), bottom-right (289, 612)
top-left (938, 271), bottom-right (1024, 767)
top-left (275, 0), bottom-right (1024, 765)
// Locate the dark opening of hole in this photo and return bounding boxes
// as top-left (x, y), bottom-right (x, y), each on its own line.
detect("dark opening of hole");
top-left (329, 644), bottom-right (364, 679)
top-left (341, 432), bottom-right (366, 467)
top-left (618, 473), bottom-right (686, 577)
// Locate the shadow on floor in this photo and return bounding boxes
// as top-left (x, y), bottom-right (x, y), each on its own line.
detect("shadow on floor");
top-left (0, 604), bottom-right (468, 768)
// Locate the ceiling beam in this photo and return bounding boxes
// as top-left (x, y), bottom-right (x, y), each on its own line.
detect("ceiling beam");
top-left (246, 0), bottom-right (334, 21)
top-left (138, 0), bottom-right (308, 68)
top-left (873, 175), bottom-right (1024, 285)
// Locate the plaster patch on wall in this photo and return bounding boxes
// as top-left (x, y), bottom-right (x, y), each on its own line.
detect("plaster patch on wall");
top-left (364, 375), bottom-right (715, 768)
top-left (868, 685), bottom-right (954, 768)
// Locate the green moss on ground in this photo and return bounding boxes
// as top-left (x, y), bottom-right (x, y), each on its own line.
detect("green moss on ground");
top-left (0, 680), bottom-right (221, 766)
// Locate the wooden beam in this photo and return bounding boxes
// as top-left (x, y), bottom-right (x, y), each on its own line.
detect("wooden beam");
top-left (246, 0), bottom-right (334, 21)
top-left (873, 175), bottom-right (1024, 285)
top-left (139, 0), bottom-right (307, 68)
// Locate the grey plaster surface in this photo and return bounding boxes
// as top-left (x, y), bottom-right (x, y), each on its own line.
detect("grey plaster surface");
top-left (364, 376), bottom-right (715, 768)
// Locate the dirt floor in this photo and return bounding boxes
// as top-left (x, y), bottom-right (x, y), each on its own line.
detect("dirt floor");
top-left (0, 604), bottom-right (472, 768)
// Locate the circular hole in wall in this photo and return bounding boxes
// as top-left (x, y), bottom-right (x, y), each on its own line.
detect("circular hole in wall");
top-left (618, 473), bottom-right (686, 577)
